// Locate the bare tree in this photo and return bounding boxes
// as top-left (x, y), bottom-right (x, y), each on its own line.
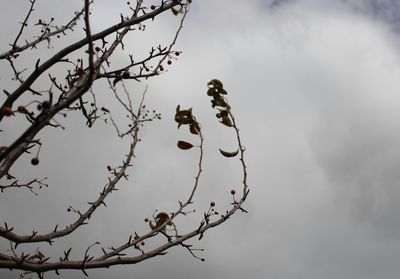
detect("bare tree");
top-left (0, 0), bottom-right (249, 278)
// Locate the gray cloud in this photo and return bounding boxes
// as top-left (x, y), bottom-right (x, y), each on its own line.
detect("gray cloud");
top-left (342, 0), bottom-right (400, 31)
top-left (2, 0), bottom-right (400, 278)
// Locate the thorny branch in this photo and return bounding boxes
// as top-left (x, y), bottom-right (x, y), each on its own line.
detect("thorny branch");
top-left (0, 0), bottom-right (186, 177)
top-left (11, 0), bottom-right (37, 54)
top-left (0, 81), bottom-right (249, 274)
top-left (0, 177), bottom-right (48, 195)
top-left (0, 0), bottom-right (249, 277)
top-left (0, 2), bottom-right (86, 60)
top-left (0, 0), bottom-right (184, 122)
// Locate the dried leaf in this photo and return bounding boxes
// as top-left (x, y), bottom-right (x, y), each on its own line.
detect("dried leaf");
top-left (207, 88), bottom-right (216, 96)
top-left (208, 79), bottom-right (223, 89)
top-left (216, 109), bottom-right (228, 118)
top-left (220, 115), bottom-right (233, 127)
top-left (219, 148), bottom-right (239, 157)
top-left (155, 212), bottom-right (170, 228)
top-left (177, 141), bottom-right (193, 150)
top-left (150, 212), bottom-right (170, 230)
top-left (175, 106), bottom-right (194, 126)
top-left (217, 87), bottom-right (228, 95)
top-left (190, 122), bottom-right (201, 134)
top-left (171, 7), bottom-right (182, 16)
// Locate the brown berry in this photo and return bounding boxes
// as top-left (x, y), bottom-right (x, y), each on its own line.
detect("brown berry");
top-left (144, 218), bottom-right (149, 223)
top-left (42, 101), bottom-right (50, 110)
top-left (17, 106), bottom-right (28, 114)
top-left (122, 71), bottom-right (130, 78)
top-left (230, 189), bottom-right (236, 195)
top-left (78, 68), bottom-right (85, 76)
top-left (159, 65), bottom-right (164, 71)
top-left (2, 107), bottom-right (13, 116)
top-left (150, 5), bottom-right (156, 10)
top-left (31, 157), bottom-right (39, 165)
top-left (175, 51), bottom-right (180, 56)
top-left (167, 60), bottom-right (172, 65)
top-left (210, 202), bottom-right (215, 207)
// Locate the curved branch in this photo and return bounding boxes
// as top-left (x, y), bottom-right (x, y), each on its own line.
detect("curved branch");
top-left (0, 127), bottom-right (139, 245)
top-left (0, 0), bottom-right (184, 121)
top-left (0, 100), bottom-right (249, 274)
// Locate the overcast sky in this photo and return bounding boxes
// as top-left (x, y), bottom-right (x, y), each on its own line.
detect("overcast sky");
top-left (3, 0), bottom-right (400, 278)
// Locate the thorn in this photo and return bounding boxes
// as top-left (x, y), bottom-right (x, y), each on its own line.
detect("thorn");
top-left (35, 59), bottom-right (40, 70)
top-left (81, 269), bottom-right (89, 277)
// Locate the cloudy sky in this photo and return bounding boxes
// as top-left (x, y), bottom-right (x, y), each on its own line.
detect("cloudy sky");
top-left (3, 0), bottom-right (400, 278)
